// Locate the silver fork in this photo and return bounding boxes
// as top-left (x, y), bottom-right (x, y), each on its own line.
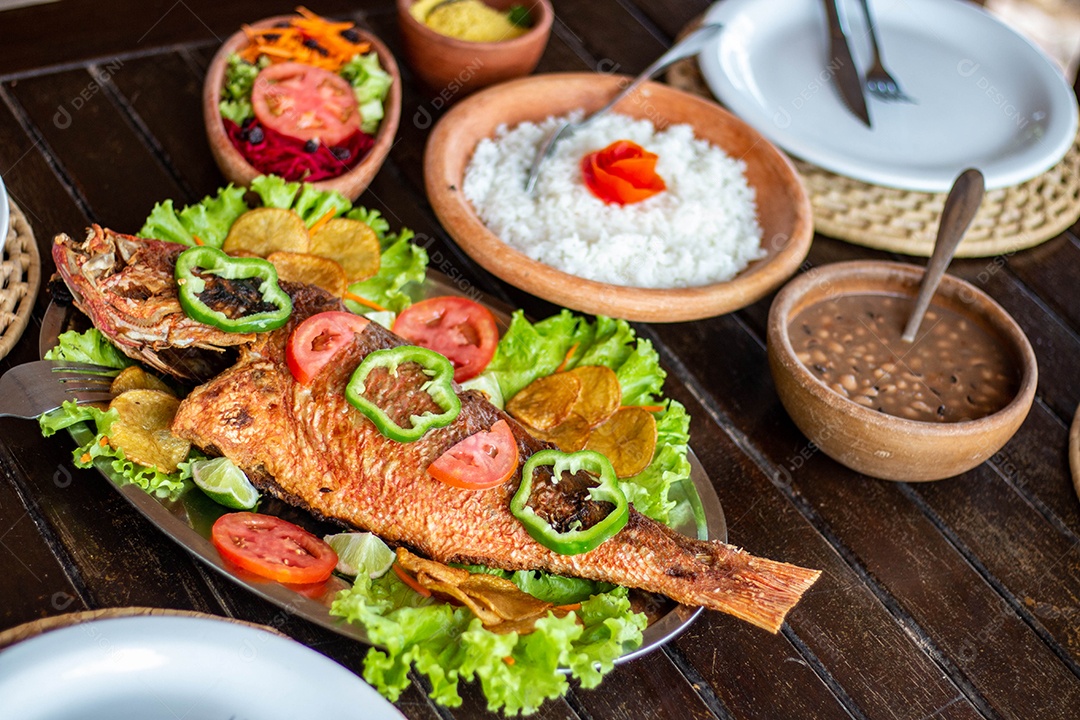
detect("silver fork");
top-left (0, 360), bottom-right (118, 419)
top-left (857, 0), bottom-right (914, 103)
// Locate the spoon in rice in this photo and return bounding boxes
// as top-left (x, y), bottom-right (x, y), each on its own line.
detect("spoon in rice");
top-left (524, 23), bottom-right (724, 194)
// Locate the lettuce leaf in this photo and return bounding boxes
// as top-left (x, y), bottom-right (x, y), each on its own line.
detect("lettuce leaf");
top-left (138, 184), bottom-right (248, 248)
top-left (477, 310), bottom-right (689, 525)
top-left (219, 53), bottom-right (261, 125)
top-left (44, 328), bottom-right (132, 369)
top-left (331, 573), bottom-right (645, 714)
top-left (39, 400), bottom-right (191, 500)
top-left (138, 176), bottom-right (427, 311)
top-left (340, 52), bottom-right (392, 134)
top-left (345, 226), bottom-right (427, 314)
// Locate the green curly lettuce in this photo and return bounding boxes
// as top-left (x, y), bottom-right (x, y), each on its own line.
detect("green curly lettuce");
top-left (339, 52), bottom-right (392, 134)
top-left (138, 175), bottom-right (427, 311)
top-left (43, 328), bottom-right (133, 368)
top-left (331, 572), bottom-right (645, 715)
top-left (476, 310), bottom-right (690, 525)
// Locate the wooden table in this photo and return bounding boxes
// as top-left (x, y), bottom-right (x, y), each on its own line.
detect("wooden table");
top-left (1, 1), bottom-right (1078, 717)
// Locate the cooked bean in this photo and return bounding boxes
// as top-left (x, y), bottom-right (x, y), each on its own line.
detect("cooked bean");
top-left (790, 294), bottom-right (1018, 423)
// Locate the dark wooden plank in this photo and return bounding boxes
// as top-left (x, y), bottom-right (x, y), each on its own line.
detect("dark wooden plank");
top-left (0, 439), bottom-right (88, 629)
top-left (627, 0), bottom-right (711, 40)
top-left (6, 68), bottom-right (184, 230)
top-left (654, 374), bottom-right (984, 720)
top-left (107, 52), bottom-right (228, 201)
top-left (1004, 232), bottom-right (1080, 334)
top-left (570, 652), bottom-right (718, 720)
top-left (549, 0), bottom-right (667, 75)
top-left (0, 0), bottom-right (357, 77)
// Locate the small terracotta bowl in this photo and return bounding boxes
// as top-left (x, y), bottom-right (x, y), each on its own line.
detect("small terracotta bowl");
top-left (202, 15), bottom-right (402, 200)
top-left (767, 261), bottom-right (1037, 482)
top-left (396, 0), bottom-right (553, 98)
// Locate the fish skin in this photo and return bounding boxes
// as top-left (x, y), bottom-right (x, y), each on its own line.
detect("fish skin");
top-left (172, 292), bottom-right (820, 633)
top-left (52, 226), bottom-right (254, 381)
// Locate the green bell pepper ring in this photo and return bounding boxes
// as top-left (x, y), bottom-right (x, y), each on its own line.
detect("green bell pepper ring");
top-left (510, 449), bottom-right (629, 555)
top-left (345, 346), bottom-right (462, 443)
top-left (174, 246), bottom-right (292, 333)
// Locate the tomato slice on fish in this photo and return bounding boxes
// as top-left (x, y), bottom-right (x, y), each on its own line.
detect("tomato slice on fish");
top-left (251, 62), bottom-right (360, 145)
top-left (287, 311), bottom-right (370, 385)
top-left (392, 296), bottom-right (499, 383)
top-left (428, 419), bottom-right (520, 490)
top-left (211, 512), bottom-right (337, 584)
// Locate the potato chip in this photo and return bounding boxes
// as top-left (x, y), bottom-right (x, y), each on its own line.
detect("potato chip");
top-left (107, 389), bottom-right (190, 473)
top-left (567, 365), bottom-right (621, 427)
top-left (506, 373), bottom-right (582, 431)
top-left (309, 217), bottom-right (381, 282)
top-left (529, 413), bottom-right (591, 452)
top-left (223, 208), bottom-right (309, 257)
top-left (266, 251), bottom-right (348, 296)
top-left (585, 406), bottom-right (658, 478)
top-left (110, 366), bottom-right (173, 397)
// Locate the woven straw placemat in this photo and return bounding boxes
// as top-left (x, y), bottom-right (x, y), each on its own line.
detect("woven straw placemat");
top-left (668, 19), bottom-right (1080, 258)
top-left (0, 200), bottom-right (40, 360)
top-left (0, 607), bottom-right (286, 651)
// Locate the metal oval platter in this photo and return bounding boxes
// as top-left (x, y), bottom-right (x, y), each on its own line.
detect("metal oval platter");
top-left (40, 270), bottom-right (726, 661)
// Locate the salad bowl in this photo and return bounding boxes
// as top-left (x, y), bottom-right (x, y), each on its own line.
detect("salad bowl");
top-left (203, 14), bottom-right (402, 200)
top-left (425, 73), bottom-right (813, 323)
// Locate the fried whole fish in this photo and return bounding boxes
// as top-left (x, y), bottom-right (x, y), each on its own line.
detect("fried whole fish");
top-left (53, 231), bottom-right (821, 633)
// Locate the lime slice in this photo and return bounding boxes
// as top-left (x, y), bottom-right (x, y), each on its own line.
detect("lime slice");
top-left (325, 532), bottom-right (395, 579)
top-left (191, 457), bottom-right (260, 510)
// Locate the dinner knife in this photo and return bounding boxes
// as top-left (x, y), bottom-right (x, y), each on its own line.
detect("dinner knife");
top-left (822, 0), bottom-right (871, 127)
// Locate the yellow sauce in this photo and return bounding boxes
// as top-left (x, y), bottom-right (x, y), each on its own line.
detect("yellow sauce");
top-left (411, 0), bottom-right (528, 42)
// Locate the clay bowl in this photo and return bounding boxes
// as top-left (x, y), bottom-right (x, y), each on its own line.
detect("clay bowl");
top-left (767, 261), bottom-right (1038, 482)
top-left (202, 15), bottom-right (401, 200)
top-left (396, 0), bottom-right (552, 97)
top-left (424, 73), bottom-right (813, 323)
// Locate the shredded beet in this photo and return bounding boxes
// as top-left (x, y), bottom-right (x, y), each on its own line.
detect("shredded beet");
top-left (224, 118), bottom-right (374, 182)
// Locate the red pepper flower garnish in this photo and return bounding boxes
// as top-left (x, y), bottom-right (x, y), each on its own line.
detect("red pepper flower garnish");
top-left (581, 140), bottom-right (666, 206)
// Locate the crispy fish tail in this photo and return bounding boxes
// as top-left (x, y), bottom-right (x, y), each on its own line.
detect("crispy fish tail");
top-left (580, 514), bottom-right (820, 634)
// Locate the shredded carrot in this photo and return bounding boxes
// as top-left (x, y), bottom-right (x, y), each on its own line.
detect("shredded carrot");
top-left (80, 453), bottom-right (92, 464)
top-left (503, 656), bottom-right (516, 666)
top-left (191, 234), bottom-right (205, 246)
top-left (343, 291), bottom-right (386, 313)
top-left (238, 8), bottom-right (372, 72)
top-left (555, 343), bottom-right (578, 373)
top-left (99, 437), bottom-right (109, 447)
top-left (555, 603), bottom-right (582, 612)
top-left (629, 404), bottom-right (665, 413)
top-left (392, 564), bottom-right (432, 597)
top-left (308, 209), bottom-right (336, 236)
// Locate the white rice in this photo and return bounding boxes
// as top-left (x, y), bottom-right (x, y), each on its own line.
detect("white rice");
top-left (462, 112), bottom-right (764, 289)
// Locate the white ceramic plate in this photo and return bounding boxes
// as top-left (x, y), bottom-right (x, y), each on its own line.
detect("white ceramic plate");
top-left (699, 0), bottom-right (1078, 191)
top-left (0, 172), bottom-right (9, 250)
top-left (0, 616), bottom-right (404, 720)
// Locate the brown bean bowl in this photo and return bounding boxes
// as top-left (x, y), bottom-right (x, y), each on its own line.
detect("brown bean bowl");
top-left (424, 73), bottom-right (813, 323)
top-left (767, 261), bottom-right (1038, 482)
top-left (202, 15), bottom-right (402, 200)
top-left (396, 0), bottom-right (553, 98)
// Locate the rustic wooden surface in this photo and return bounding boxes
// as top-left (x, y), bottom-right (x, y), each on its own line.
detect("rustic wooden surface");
top-left (0, 1), bottom-right (1078, 718)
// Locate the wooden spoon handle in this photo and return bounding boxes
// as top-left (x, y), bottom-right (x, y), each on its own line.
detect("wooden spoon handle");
top-left (902, 168), bottom-right (985, 343)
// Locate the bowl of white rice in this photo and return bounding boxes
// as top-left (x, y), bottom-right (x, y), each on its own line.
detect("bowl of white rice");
top-left (424, 73), bottom-right (812, 322)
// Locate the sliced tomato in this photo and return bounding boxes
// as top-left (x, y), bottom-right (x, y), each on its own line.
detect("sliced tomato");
top-left (251, 62), bottom-right (360, 145)
top-left (211, 512), bottom-right (337, 584)
top-left (428, 419), bottom-right (520, 490)
top-left (287, 311), bottom-right (371, 385)
top-left (392, 296), bottom-right (499, 383)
